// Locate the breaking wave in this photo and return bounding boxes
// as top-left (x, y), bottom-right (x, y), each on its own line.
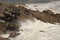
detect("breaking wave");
top-left (0, 1), bottom-right (60, 40)
top-left (9, 1), bottom-right (60, 40)
top-left (25, 1), bottom-right (60, 13)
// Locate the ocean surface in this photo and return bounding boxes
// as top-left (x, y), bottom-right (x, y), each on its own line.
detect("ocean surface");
top-left (0, 0), bottom-right (60, 3)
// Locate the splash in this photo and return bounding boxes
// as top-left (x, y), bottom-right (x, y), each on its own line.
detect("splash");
top-left (9, 18), bottom-right (60, 40)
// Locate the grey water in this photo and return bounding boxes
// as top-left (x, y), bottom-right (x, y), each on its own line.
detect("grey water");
top-left (0, 0), bottom-right (60, 3)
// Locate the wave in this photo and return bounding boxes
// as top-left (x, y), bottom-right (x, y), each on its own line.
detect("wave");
top-left (10, 1), bottom-right (60, 40)
top-left (25, 1), bottom-right (60, 13)
top-left (0, 1), bottom-right (60, 40)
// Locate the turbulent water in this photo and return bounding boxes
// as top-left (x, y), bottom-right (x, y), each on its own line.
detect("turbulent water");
top-left (25, 1), bottom-right (60, 13)
top-left (10, 18), bottom-right (60, 40)
top-left (0, 1), bottom-right (60, 40)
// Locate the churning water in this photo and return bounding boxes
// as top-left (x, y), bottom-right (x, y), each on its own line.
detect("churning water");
top-left (0, 1), bottom-right (60, 40)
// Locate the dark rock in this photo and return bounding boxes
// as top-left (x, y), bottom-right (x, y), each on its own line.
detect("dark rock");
top-left (43, 10), bottom-right (54, 14)
top-left (0, 3), bottom-right (20, 35)
top-left (6, 23), bottom-right (19, 31)
top-left (32, 10), bottom-right (60, 23)
top-left (9, 32), bottom-right (20, 38)
top-left (39, 30), bottom-right (46, 32)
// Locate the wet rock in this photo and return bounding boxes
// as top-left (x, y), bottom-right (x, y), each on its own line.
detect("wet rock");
top-left (43, 10), bottom-right (54, 14)
top-left (0, 21), bottom-right (19, 34)
top-left (9, 32), bottom-right (20, 38)
top-left (39, 30), bottom-right (46, 32)
top-left (6, 23), bottom-right (19, 31)
top-left (0, 11), bottom-right (5, 17)
top-left (0, 3), bottom-right (20, 35)
top-left (0, 22), bottom-right (6, 34)
top-left (0, 37), bottom-right (9, 40)
top-left (32, 10), bottom-right (60, 23)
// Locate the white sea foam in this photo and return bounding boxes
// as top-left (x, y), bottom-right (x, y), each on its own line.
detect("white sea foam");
top-left (10, 18), bottom-right (60, 40)
top-left (10, 1), bottom-right (60, 40)
top-left (25, 1), bottom-right (60, 13)
top-left (0, 34), bottom-right (10, 38)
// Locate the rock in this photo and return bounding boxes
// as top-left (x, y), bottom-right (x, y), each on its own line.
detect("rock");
top-left (43, 10), bottom-right (54, 14)
top-left (6, 23), bottom-right (19, 31)
top-left (0, 21), bottom-right (19, 34)
top-left (0, 11), bottom-right (5, 17)
top-left (32, 10), bottom-right (60, 23)
top-left (0, 3), bottom-right (20, 35)
top-left (9, 32), bottom-right (20, 38)
top-left (0, 22), bottom-right (6, 34)
top-left (0, 37), bottom-right (9, 40)
top-left (39, 30), bottom-right (46, 32)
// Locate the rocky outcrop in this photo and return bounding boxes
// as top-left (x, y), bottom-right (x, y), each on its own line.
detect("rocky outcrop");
top-left (0, 3), bottom-right (60, 39)
top-left (32, 10), bottom-right (60, 23)
top-left (0, 3), bottom-right (20, 39)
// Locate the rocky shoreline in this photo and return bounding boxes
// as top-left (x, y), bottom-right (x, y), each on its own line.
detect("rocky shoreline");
top-left (0, 3), bottom-right (60, 40)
